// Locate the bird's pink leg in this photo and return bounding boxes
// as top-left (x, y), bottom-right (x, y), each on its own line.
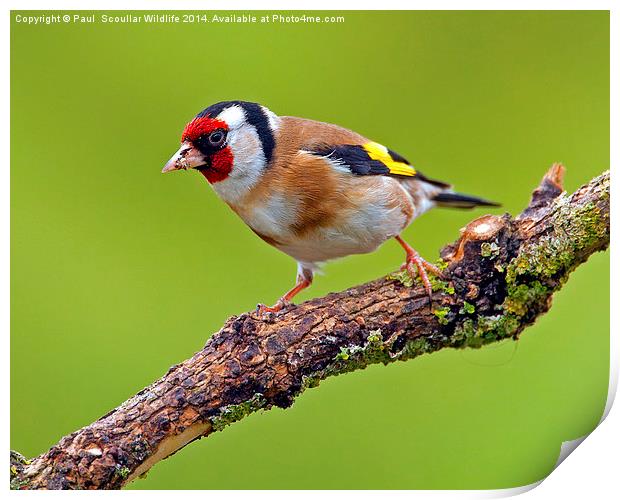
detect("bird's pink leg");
top-left (395, 235), bottom-right (444, 302)
top-left (258, 267), bottom-right (314, 315)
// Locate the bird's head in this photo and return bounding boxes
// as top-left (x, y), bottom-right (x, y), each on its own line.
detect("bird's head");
top-left (163, 101), bottom-right (279, 192)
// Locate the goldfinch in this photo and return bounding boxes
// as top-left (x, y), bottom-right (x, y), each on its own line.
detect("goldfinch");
top-left (163, 101), bottom-right (498, 313)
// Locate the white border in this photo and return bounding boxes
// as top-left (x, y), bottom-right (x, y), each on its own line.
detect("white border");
top-left (1, 0), bottom-right (619, 10)
top-left (4, 1), bottom-right (616, 498)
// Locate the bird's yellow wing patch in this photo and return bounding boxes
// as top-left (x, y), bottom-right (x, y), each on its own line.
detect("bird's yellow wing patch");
top-left (363, 142), bottom-right (416, 177)
top-left (306, 143), bottom-right (417, 178)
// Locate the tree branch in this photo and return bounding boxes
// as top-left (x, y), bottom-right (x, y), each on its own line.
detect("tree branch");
top-left (11, 166), bottom-right (610, 490)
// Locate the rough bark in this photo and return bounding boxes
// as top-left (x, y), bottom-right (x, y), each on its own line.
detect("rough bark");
top-left (11, 166), bottom-right (610, 490)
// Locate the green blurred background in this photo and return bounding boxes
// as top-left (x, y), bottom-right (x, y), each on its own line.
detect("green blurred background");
top-left (11, 11), bottom-right (609, 489)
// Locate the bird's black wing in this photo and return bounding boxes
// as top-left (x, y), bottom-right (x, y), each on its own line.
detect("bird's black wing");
top-left (306, 141), bottom-right (450, 187)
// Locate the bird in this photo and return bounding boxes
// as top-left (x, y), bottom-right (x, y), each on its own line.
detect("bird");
top-left (162, 100), bottom-right (499, 314)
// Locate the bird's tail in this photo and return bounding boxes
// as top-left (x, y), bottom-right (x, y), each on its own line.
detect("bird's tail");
top-left (432, 191), bottom-right (500, 209)
top-left (413, 172), bottom-right (500, 210)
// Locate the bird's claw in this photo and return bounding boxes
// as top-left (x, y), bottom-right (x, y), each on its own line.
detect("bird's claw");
top-left (400, 259), bottom-right (444, 279)
top-left (256, 299), bottom-right (291, 317)
top-left (401, 256), bottom-right (445, 309)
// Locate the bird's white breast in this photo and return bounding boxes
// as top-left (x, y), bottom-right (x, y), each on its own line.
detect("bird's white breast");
top-left (237, 192), bottom-right (300, 240)
top-left (276, 177), bottom-right (412, 264)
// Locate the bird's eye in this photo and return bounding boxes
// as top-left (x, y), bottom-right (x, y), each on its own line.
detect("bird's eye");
top-left (208, 130), bottom-right (226, 147)
top-left (194, 129), bottom-right (227, 155)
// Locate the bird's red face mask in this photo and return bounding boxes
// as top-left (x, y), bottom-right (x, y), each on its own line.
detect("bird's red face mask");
top-left (162, 116), bottom-right (234, 183)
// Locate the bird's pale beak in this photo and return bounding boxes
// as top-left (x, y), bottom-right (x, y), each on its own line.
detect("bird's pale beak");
top-left (162, 142), bottom-right (207, 173)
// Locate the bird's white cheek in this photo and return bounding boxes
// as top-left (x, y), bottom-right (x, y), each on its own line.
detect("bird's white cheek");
top-left (210, 128), bottom-right (267, 205)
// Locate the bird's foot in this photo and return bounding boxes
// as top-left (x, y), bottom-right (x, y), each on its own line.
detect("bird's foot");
top-left (402, 253), bottom-right (445, 305)
top-left (256, 274), bottom-right (312, 318)
top-left (256, 299), bottom-right (291, 317)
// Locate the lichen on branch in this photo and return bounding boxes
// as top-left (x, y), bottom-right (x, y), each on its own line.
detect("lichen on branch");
top-left (11, 166), bottom-right (610, 490)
